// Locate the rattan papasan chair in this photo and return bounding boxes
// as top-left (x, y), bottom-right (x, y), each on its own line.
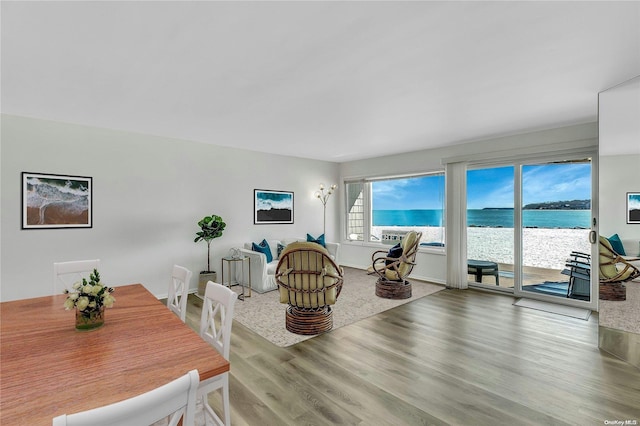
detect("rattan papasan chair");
top-left (599, 235), bottom-right (640, 301)
top-left (370, 231), bottom-right (422, 299)
top-left (275, 241), bottom-right (344, 335)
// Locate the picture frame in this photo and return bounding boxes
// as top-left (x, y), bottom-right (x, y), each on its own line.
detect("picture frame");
top-left (22, 172), bottom-right (93, 229)
top-left (627, 192), bottom-right (640, 224)
top-left (254, 189), bottom-right (294, 224)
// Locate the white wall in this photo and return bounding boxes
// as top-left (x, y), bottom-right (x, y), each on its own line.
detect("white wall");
top-left (598, 77), bottom-right (640, 340)
top-left (338, 123), bottom-right (598, 285)
top-left (599, 76), bottom-right (640, 245)
top-left (599, 155), bottom-right (640, 245)
top-left (0, 115), bottom-right (340, 301)
top-left (0, 115), bottom-right (601, 300)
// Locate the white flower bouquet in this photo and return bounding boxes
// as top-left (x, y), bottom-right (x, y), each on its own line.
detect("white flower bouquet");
top-left (63, 269), bottom-right (115, 312)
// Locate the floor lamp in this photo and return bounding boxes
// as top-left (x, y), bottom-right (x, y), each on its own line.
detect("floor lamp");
top-left (315, 183), bottom-right (337, 236)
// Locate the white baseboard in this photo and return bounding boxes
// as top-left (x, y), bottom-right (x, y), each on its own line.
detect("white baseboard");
top-left (155, 288), bottom-right (199, 301)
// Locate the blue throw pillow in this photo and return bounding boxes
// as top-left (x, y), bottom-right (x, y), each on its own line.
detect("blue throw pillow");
top-left (608, 234), bottom-right (626, 255)
top-left (252, 239), bottom-right (273, 263)
top-left (307, 233), bottom-right (326, 247)
top-left (385, 243), bottom-right (403, 265)
top-left (277, 242), bottom-right (286, 259)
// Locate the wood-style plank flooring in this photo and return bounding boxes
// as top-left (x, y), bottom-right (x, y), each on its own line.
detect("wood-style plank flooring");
top-left (183, 288), bottom-right (640, 425)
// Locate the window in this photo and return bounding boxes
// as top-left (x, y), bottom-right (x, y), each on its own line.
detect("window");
top-left (345, 172), bottom-right (445, 247)
top-left (345, 181), bottom-right (365, 241)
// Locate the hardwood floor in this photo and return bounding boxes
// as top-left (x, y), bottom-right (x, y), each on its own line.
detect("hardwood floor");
top-left (183, 288), bottom-right (640, 425)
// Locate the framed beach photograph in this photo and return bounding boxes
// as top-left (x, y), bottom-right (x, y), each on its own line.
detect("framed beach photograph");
top-left (22, 172), bottom-right (92, 229)
top-left (254, 189), bottom-right (294, 224)
top-left (627, 192), bottom-right (640, 224)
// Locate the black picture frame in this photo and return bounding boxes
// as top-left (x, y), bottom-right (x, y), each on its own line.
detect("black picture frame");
top-left (254, 189), bottom-right (294, 224)
top-left (627, 192), bottom-right (640, 224)
top-left (22, 172), bottom-right (93, 229)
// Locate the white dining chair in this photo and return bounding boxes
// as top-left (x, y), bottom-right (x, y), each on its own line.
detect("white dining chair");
top-left (198, 281), bottom-right (238, 426)
top-left (168, 265), bottom-right (193, 322)
top-left (52, 369), bottom-right (199, 426)
top-left (53, 259), bottom-right (101, 295)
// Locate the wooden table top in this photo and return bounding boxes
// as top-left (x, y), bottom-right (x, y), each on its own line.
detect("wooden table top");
top-left (0, 284), bottom-right (229, 425)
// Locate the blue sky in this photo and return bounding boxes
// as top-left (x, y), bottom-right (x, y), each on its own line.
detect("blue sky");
top-left (372, 175), bottom-right (444, 210)
top-left (467, 163), bottom-right (591, 209)
top-left (373, 163), bottom-right (591, 210)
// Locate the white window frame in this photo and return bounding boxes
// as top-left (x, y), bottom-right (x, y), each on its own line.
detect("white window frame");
top-left (343, 171), bottom-right (446, 250)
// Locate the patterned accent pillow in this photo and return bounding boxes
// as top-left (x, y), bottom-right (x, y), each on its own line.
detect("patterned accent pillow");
top-left (277, 242), bottom-right (286, 259)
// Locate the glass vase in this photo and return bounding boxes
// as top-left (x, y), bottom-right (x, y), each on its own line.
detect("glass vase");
top-left (75, 306), bottom-right (105, 331)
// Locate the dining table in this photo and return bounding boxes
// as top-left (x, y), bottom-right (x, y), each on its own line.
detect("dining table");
top-left (0, 283), bottom-right (229, 425)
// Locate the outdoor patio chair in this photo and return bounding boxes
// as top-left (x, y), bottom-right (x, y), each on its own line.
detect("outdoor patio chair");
top-left (561, 251), bottom-right (591, 300)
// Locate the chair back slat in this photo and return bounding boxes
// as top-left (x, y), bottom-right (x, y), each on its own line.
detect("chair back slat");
top-left (168, 265), bottom-right (193, 322)
top-left (53, 259), bottom-right (101, 295)
top-left (199, 281), bottom-right (237, 360)
top-left (52, 369), bottom-right (199, 426)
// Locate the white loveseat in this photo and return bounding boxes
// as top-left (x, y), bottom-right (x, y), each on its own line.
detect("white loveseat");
top-left (621, 239), bottom-right (640, 258)
top-left (238, 238), bottom-right (340, 293)
top-left (621, 239), bottom-right (640, 272)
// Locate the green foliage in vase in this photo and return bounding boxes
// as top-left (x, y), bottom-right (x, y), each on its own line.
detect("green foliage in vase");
top-left (194, 214), bottom-right (226, 273)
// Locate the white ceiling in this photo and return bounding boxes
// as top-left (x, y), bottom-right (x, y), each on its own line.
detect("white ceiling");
top-left (2, 1), bottom-right (639, 162)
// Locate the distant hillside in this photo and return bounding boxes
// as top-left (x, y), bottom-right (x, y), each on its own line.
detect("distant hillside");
top-left (523, 199), bottom-right (591, 210)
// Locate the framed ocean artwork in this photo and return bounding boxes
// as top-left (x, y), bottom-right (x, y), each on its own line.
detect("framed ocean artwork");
top-left (627, 192), bottom-right (640, 224)
top-left (22, 172), bottom-right (92, 229)
top-left (254, 189), bottom-right (294, 224)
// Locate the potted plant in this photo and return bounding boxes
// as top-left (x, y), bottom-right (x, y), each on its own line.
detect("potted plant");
top-left (194, 214), bottom-right (226, 296)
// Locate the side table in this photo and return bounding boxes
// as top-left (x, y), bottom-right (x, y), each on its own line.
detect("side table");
top-left (467, 259), bottom-right (500, 286)
top-left (221, 256), bottom-right (251, 301)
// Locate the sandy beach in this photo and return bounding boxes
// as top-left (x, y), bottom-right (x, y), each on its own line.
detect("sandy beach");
top-left (373, 226), bottom-right (591, 271)
top-left (26, 205), bottom-right (89, 226)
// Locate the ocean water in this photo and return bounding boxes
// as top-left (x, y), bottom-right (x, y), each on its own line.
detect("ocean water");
top-left (373, 209), bottom-right (591, 229)
top-left (25, 176), bottom-right (89, 213)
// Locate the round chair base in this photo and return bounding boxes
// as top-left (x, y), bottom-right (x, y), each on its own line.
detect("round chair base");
top-left (286, 306), bottom-right (333, 335)
top-left (599, 282), bottom-right (626, 301)
top-left (375, 278), bottom-right (412, 299)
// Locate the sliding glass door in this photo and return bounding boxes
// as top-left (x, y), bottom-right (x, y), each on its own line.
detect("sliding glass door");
top-left (467, 156), bottom-right (596, 309)
top-left (519, 160), bottom-right (592, 302)
top-left (467, 166), bottom-right (515, 291)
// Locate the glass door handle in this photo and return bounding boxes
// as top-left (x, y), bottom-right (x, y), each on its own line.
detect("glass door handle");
top-left (589, 230), bottom-right (597, 244)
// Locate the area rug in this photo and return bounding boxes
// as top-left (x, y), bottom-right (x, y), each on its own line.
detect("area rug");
top-left (513, 298), bottom-right (591, 320)
top-left (231, 266), bottom-right (445, 347)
